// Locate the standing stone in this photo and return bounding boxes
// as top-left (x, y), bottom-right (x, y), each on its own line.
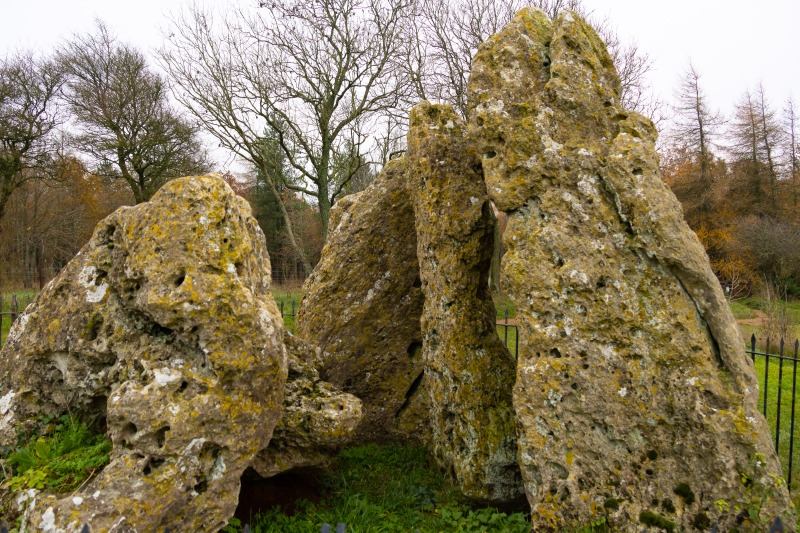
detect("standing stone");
top-left (469, 8), bottom-right (795, 531)
top-left (407, 102), bottom-right (523, 503)
top-left (0, 176), bottom-right (287, 531)
top-left (296, 159), bottom-right (429, 442)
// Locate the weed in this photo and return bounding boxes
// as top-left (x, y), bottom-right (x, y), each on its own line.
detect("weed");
top-left (1, 414), bottom-right (111, 494)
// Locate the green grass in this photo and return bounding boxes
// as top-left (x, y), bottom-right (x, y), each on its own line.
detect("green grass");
top-left (730, 300), bottom-right (757, 320)
top-left (739, 297), bottom-right (800, 324)
top-left (273, 288), bottom-right (303, 333)
top-left (0, 290), bottom-right (36, 344)
top-left (0, 414), bottom-right (111, 495)
top-left (492, 293), bottom-right (516, 320)
top-left (224, 444), bottom-right (530, 533)
top-left (496, 325), bottom-right (518, 358)
top-left (752, 351), bottom-right (800, 508)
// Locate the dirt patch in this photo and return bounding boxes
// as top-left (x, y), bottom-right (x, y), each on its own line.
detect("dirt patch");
top-left (737, 309), bottom-right (770, 328)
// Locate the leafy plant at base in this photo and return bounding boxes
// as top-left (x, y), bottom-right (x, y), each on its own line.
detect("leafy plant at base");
top-left (1, 415), bottom-right (111, 494)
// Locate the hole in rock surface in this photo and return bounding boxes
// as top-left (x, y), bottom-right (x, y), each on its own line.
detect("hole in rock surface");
top-left (156, 425), bottom-right (170, 448)
top-left (406, 341), bottom-right (422, 357)
top-left (235, 467), bottom-right (324, 522)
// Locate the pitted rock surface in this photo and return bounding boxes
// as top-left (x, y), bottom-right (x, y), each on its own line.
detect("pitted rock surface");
top-left (296, 159), bottom-right (429, 442)
top-left (252, 332), bottom-right (362, 478)
top-left (406, 102), bottom-right (522, 503)
top-left (0, 175), bottom-right (287, 532)
top-left (469, 8), bottom-right (795, 531)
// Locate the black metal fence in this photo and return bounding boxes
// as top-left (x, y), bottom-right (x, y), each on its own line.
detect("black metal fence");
top-left (747, 334), bottom-right (800, 492)
top-left (497, 309), bottom-right (519, 357)
top-left (279, 299), bottom-right (297, 333)
top-left (0, 294), bottom-right (32, 345)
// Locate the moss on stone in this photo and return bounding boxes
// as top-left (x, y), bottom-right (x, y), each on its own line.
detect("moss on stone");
top-left (603, 497), bottom-right (620, 511)
top-left (639, 510), bottom-right (676, 532)
top-left (673, 482), bottom-right (696, 505)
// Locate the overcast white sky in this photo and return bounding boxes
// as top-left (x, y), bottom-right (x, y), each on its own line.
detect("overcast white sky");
top-left (2, 0), bottom-right (798, 163)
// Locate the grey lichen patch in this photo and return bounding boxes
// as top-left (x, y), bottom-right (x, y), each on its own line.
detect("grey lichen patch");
top-left (406, 102), bottom-right (522, 504)
top-left (0, 175), bottom-right (288, 531)
top-left (297, 159), bottom-right (428, 444)
top-left (468, 8), bottom-right (796, 532)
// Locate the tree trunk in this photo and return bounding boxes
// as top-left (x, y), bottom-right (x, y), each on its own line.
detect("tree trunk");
top-left (262, 165), bottom-right (312, 276)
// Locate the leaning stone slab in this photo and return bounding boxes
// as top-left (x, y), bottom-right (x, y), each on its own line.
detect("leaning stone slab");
top-left (252, 332), bottom-right (362, 478)
top-left (0, 175), bottom-right (287, 531)
top-left (296, 159), bottom-right (429, 442)
top-left (469, 8), bottom-right (795, 531)
top-left (406, 102), bottom-right (523, 503)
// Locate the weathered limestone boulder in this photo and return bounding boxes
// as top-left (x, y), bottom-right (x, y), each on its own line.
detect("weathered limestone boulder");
top-left (406, 102), bottom-right (522, 503)
top-left (252, 332), bottom-right (362, 478)
top-left (296, 159), bottom-right (429, 442)
top-left (0, 176), bottom-right (287, 531)
top-left (469, 8), bottom-right (795, 531)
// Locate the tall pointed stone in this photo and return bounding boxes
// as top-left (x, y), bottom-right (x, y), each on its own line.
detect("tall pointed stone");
top-left (469, 8), bottom-right (795, 531)
top-left (407, 102), bottom-right (523, 503)
top-left (296, 159), bottom-right (429, 442)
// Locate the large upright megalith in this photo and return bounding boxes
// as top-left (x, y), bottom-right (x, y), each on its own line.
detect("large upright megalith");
top-left (469, 8), bottom-right (795, 531)
top-left (296, 159), bottom-right (429, 442)
top-left (406, 102), bottom-right (523, 503)
top-left (0, 176), bottom-right (288, 531)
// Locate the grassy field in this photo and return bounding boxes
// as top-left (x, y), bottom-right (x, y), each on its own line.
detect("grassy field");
top-left (752, 347), bottom-right (800, 504)
top-left (273, 286), bottom-right (303, 333)
top-left (224, 443), bottom-right (530, 533)
top-left (0, 289), bottom-right (36, 344)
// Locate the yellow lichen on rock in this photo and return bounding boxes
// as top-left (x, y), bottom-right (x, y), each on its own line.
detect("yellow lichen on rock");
top-left (0, 175), bottom-right (288, 531)
top-left (296, 159), bottom-right (429, 443)
top-left (252, 332), bottom-right (362, 478)
top-left (468, 8), bottom-right (795, 532)
top-left (406, 102), bottom-right (523, 504)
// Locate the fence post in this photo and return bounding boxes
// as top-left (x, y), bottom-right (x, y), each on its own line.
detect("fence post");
top-left (790, 340), bottom-right (799, 488)
top-left (764, 338), bottom-right (771, 418)
top-left (776, 339), bottom-right (785, 452)
top-left (504, 309), bottom-right (509, 345)
top-left (11, 295), bottom-right (18, 323)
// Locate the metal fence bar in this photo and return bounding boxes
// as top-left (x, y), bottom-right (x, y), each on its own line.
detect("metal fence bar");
top-left (776, 339), bottom-right (785, 452)
top-left (504, 309), bottom-right (509, 345)
top-left (747, 335), bottom-right (800, 493)
top-left (764, 337), bottom-right (771, 418)
top-left (790, 340), bottom-right (799, 487)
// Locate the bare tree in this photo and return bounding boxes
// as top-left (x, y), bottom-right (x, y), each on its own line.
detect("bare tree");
top-left (162, 0), bottom-right (411, 242)
top-left (755, 83), bottom-right (782, 198)
top-left (783, 96), bottom-right (800, 210)
top-left (668, 62), bottom-right (725, 223)
top-left (60, 22), bottom-right (209, 204)
top-left (0, 51), bottom-right (63, 223)
top-left (404, 0), bottom-right (659, 120)
top-left (728, 87), bottom-right (782, 217)
top-left (404, 0), bottom-right (525, 117)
